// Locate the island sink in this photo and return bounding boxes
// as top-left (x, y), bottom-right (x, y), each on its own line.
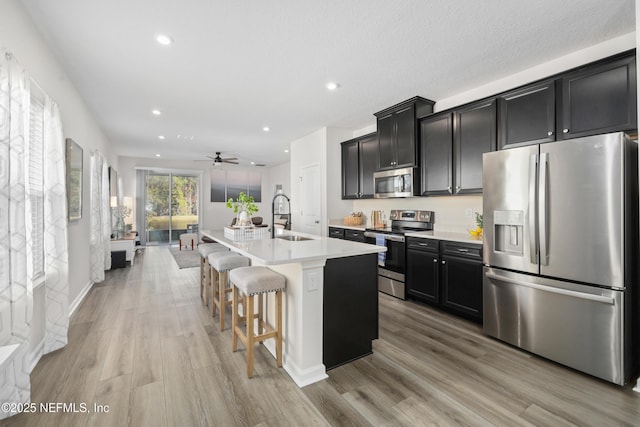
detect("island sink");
top-left (276, 235), bottom-right (314, 241)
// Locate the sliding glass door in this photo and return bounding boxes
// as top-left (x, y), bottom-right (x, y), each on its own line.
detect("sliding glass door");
top-left (145, 172), bottom-right (199, 245)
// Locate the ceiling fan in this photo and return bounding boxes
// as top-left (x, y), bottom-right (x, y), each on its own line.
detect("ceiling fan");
top-left (204, 152), bottom-right (239, 166)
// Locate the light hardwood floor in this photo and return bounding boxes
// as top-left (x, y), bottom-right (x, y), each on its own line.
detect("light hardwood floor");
top-left (4, 246), bottom-right (640, 426)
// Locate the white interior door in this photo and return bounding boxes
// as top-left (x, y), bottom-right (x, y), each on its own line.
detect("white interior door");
top-left (300, 164), bottom-right (321, 235)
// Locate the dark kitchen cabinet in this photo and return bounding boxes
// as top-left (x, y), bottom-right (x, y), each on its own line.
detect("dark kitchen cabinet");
top-left (498, 80), bottom-right (556, 149)
top-left (344, 229), bottom-right (365, 242)
top-left (453, 99), bottom-right (497, 194)
top-left (329, 227), bottom-right (345, 239)
top-left (375, 97), bottom-right (434, 170)
top-left (341, 133), bottom-right (377, 199)
top-left (420, 113), bottom-right (453, 195)
top-left (406, 237), bottom-right (483, 321)
top-left (440, 241), bottom-right (483, 320)
top-left (560, 55), bottom-right (637, 140)
top-left (406, 237), bottom-right (440, 304)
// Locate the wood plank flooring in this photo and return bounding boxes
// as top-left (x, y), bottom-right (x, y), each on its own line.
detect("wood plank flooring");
top-left (3, 246), bottom-right (640, 426)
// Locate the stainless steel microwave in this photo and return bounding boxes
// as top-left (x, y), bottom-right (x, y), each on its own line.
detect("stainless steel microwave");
top-left (373, 167), bottom-right (419, 198)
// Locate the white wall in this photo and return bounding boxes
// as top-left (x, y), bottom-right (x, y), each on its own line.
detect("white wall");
top-left (267, 162), bottom-right (291, 199)
top-left (289, 128), bottom-right (327, 233)
top-left (0, 1), bottom-right (116, 348)
top-left (117, 156), bottom-right (272, 232)
top-left (326, 127), bottom-right (355, 222)
top-left (436, 32), bottom-right (635, 112)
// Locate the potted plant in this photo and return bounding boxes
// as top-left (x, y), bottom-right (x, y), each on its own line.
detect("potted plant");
top-left (226, 192), bottom-right (259, 227)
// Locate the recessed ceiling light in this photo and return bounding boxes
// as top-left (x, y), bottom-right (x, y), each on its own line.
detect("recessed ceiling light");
top-left (250, 161), bottom-right (256, 165)
top-left (263, 126), bottom-right (270, 132)
top-left (155, 154), bottom-right (161, 157)
top-left (326, 82), bottom-right (340, 91)
top-left (156, 34), bottom-right (174, 46)
top-left (152, 109), bottom-right (162, 116)
top-left (284, 149), bottom-right (289, 153)
top-left (158, 135), bottom-right (165, 140)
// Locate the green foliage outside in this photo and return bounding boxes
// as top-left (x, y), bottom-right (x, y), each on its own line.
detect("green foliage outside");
top-left (145, 174), bottom-right (199, 230)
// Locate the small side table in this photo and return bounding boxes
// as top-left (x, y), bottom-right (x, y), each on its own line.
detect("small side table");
top-left (110, 233), bottom-right (137, 266)
top-left (180, 232), bottom-right (198, 251)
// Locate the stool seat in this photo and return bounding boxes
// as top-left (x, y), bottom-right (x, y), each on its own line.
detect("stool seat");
top-left (208, 252), bottom-right (250, 272)
top-left (198, 243), bottom-right (228, 257)
top-left (230, 266), bottom-right (286, 296)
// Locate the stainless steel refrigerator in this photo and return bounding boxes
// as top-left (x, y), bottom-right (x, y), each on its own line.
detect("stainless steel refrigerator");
top-left (482, 132), bottom-right (638, 385)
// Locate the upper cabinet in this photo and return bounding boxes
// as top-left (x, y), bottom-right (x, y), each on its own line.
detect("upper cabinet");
top-left (498, 80), bottom-right (556, 149)
top-left (420, 113), bottom-right (453, 195)
top-left (341, 133), bottom-right (377, 199)
top-left (420, 99), bottom-right (496, 195)
top-left (559, 55), bottom-right (637, 140)
top-left (497, 53), bottom-right (637, 149)
top-left (453, 99), bottom-right (497, 194)
top-left (375, 97), bottom-right (434, 170)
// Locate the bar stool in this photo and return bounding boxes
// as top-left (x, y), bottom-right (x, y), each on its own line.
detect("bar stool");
top-left (208, 252), bottom-right (250, 330)
top-left (198, 243), bottom-right (229, 304)
top-left (230, 266), bottom-right (286, 378)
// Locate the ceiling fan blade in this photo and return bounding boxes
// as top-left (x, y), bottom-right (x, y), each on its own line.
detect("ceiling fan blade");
top-left (223, 160), bottom-right (239, 164)
top-left (222, 157), bottom-right (238, 161)
top-left (205, 155), bottom-right (217, 160)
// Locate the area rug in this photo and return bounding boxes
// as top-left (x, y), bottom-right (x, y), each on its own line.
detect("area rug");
top-left (169, 246), bottom-right (199, 269)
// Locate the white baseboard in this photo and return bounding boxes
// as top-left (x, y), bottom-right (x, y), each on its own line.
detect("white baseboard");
top-left (69, 280), bottom-right (94, 318)
top-left (29, 338), bottom-right (44, 372)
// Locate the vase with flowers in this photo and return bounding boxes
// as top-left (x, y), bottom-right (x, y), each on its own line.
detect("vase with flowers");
top-left (226, 192), bottom-right (259, 228)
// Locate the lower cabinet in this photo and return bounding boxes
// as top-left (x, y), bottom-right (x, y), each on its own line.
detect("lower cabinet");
top-left (328, 227), bottom-right (365, 242)
top-left (406, 237), bottom-right (483, 321)
top-left (329, 227), bottom-right (345, 239)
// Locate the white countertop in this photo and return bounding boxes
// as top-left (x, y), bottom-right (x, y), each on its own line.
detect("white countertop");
top-left (201, 229), bottom-right (385, 265)
top-left (405, 230), bottom-right (484, 245)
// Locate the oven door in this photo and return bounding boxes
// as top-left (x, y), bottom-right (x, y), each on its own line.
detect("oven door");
top-left (365, 232), bottom-right (405, 274)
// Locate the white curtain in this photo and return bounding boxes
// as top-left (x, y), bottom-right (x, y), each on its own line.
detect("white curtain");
top-left (90, 151), bottom-right (111, 282)
top-left (43, 98), bottom-right (69, 353)
top-left (0, 53), bottom-right (33, 417)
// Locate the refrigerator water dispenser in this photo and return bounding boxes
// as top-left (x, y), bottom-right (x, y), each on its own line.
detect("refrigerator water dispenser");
top-left (493, 210), bottom-right (524, 255)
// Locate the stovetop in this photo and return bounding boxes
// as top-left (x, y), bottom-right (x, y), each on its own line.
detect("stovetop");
top-left (365, 224), bottom-right (433, 235)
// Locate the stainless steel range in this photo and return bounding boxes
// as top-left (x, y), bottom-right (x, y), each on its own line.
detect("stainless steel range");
top-left (365, 210), bottom-right (434, 299)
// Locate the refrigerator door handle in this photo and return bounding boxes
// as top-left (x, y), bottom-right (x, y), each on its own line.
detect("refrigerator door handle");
top-left (529, 154), bottom-right (538, 264)
top-left (539, 152), bottom-right (549, 266)
top-left (485, 272), bottom-right (615, 305)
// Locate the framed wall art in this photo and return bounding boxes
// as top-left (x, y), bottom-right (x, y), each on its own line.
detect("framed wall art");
top-left (65, 138), bottom-right (83, 221)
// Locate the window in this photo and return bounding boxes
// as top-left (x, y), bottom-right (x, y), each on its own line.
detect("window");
top-left (29, 98), bottom-right (45, 282)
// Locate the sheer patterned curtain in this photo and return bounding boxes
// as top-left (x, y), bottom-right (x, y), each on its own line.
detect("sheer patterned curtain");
top-left (0, 53), bottom-right (33, 418)
top-left (90, 150), bottom-right (111, 282)
top-left (43, 98), bottom-right (69, 353)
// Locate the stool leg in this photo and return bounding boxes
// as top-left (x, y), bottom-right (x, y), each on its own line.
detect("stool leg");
top-left (232, 285), bottom-right (238, 351)
top-left (211, 267), bottom-right (218, 316)
top-left (276, 290), bottom-right (283, 368)
top-left (200, 256), bottom-right (204, 300)
top-left (191, 239), bottom-right (194, 250)
top-left (219, 271), bottom-right (227, 330)
top-left (246, 294), bottom-right (255, 378)
top-left (258, 293), bottom-right (264, 335)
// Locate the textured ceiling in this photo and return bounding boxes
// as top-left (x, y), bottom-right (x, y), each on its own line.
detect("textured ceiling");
top-left (19, 0), bottom-right (635, 167)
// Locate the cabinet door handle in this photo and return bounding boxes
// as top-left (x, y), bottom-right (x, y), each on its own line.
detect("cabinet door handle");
top-left (447, 186), bottom-right (452, 192)
top-left (563, 128), bottom-right (569, 134)
top-left (456, 186), bottom-right (461, 192)
top-left (457, 248), bottom-right (469, 253)
top-left (547, 131), bottom-right (553, 136)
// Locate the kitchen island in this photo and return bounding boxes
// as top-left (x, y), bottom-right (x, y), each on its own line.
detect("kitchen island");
top-left (201, 229), bottom-right (385, 387)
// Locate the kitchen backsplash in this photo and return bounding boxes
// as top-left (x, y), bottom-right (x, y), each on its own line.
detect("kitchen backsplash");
top-left (351, 195), bottom-right (482, 232)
